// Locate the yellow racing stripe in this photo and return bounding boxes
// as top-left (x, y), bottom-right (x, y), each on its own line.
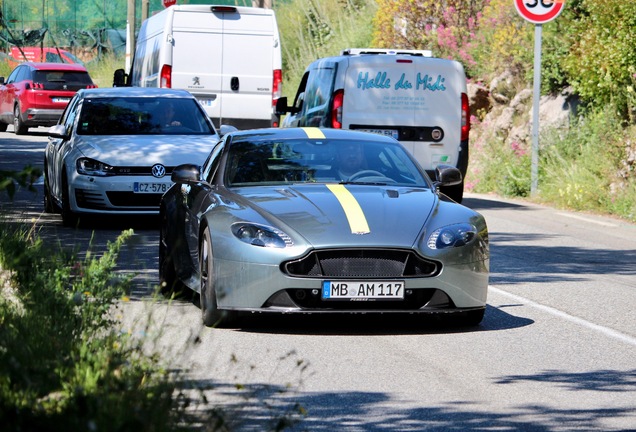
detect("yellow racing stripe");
top-left (326, 184), bottom-right (370, 235)
top-left (301, 127), bottom-right (326, 139)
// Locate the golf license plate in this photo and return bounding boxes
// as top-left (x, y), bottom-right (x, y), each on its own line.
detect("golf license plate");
top-left (133, 182), bottom-right (171, 194)
top-left (322, 280), bottom-right (404, 300)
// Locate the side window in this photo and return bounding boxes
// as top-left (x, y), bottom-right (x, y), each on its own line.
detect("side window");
top-left (303, 66), bottom-right (335, 127)
top-left (7, 66), bottom-right (22, 83)
top-left (292, 72), bottom-right (309, 110)
top-left (60, 96), bottom-right (80, 131)
top-left (202, 139), bottom-right (226, 183)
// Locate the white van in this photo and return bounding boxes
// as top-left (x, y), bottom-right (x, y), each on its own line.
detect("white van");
top-left (276, 48), bottom-right (470, 202)
top-left (126, 5), bottom-right (282, 129)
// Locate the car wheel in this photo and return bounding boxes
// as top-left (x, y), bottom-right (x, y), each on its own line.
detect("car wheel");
top-left (43, 168), bottom-right (55, 213)
top-left (13, 105), bottom-right (28, 135)
top-left (199, 228), bottom-right (236, 327)
top-left (159, 209), bottom-right (190, 299)
top-left (0, 122), bottom-right (7, 132)
top-left (61, 172), bottom-right (78, 227)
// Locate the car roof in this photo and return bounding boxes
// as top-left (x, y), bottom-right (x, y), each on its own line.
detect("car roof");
top-left (22, 62), bottom-right (89, 72)
top-left (227, 127), bottom-right (398, 144)
top-left (76, 87), bottom-right (196, 99)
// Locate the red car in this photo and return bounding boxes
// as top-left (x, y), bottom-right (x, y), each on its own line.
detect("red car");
top-left (0, 62), bottom-right (96, 135)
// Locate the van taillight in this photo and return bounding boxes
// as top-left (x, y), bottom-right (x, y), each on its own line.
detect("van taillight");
top-left (272, 69), bottom-right (282, 106)
top-left (211, 6), bottom-right (237, 13)
top-left (461, 92), bottom-right (470, 141)
top-left (160, 65), bottom-right (172, 88)
top-left (331, 90), bottom-right (344, 129)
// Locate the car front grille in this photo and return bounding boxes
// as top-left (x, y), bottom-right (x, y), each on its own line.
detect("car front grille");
top-left (106, 192), bottom-right (163, 207)
top-left (281, 249), bottom-right (441, 278)
top-left (74, 189), bottom-right (162, 210)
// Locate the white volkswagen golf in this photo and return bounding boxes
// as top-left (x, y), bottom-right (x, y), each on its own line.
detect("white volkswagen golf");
top-left (44, 87), bottom-right (222, 226)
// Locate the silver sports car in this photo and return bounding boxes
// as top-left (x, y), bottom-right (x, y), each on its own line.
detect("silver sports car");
top-left (159, 127), bottom-right (489, 327)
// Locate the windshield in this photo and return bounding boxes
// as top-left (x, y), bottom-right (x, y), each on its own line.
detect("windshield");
top-left (225, 138), bottom-right (430, 187)
top-left (78, 97), bottom-right (216, 135)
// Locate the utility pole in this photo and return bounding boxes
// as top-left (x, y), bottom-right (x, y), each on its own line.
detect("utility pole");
top-left (252, 0), bottom-right (273, 8)
top-left (142, 0), bottom-right (149, 22)
top-left (125, 0), bottom-right (135, 73)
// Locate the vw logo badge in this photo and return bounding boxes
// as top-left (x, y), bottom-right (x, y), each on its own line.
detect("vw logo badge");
top-left (151, 164), bottom-right (166, 178)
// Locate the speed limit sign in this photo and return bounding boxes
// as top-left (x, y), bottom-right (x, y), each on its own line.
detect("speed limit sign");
top-left (515, 0), bottom-right (566, 24)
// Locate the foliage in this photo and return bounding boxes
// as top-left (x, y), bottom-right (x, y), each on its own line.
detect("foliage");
top-left (372, 0), bottom-right (488, 77)
top-left (538, 108), bottom-right (635, 220)
top-left (471, 0), bottom-right (533, 82)
top-left (275, 0), bottom-right (377, 99)
top-left (0, 226), bottom-right (184, 431)
top-left (0, 166), bottom-right (41, 200)
top-left (559, 0), bottom-right (636, 120)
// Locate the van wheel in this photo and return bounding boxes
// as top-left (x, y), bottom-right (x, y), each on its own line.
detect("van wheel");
top-left (13, 105), bottom-right (28, 135)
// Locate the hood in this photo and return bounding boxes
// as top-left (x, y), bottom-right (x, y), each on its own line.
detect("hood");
top-left (236, 184), bottom-right (437, 248)
top-left (76, 134), bottom-right (219, 166)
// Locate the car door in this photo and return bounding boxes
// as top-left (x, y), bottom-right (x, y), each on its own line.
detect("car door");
top-left (0, 66), bottom-right (21, 119)
top-left (47, 94), bottom-right (81, 202)
top-left (178, 139), bottom-right (225, 281)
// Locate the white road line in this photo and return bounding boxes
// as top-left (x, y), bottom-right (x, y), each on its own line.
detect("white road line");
top-left (556, 212), bottom-right (618, 227)
top-left (489, 286), bottom-right (636, 347)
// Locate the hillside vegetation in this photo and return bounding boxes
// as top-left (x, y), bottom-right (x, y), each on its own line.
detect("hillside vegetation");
top-left (277, 0), bottom-right (636, 222)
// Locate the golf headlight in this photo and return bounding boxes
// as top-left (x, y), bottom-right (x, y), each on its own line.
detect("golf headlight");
top-left (427, 223), bottom-right (477, 250)
top-left (76, 158), bottom-right (114, 176)
top-left (232, 223), bottom-right (293, 248)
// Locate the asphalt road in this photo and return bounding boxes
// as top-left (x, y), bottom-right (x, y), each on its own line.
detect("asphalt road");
top-left (1, 127), bottom-right (635, 431)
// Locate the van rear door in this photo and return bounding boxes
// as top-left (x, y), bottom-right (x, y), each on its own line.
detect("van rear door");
top-left (217, 9), bottom-right (277, 129)
top-left (171, 9), bottom-right (224, 121)
top-left (343, 55), bottom-right (464, 172)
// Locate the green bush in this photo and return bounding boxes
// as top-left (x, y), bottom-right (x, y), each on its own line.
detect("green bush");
top-left (0, 226), bottom-right (183, 431)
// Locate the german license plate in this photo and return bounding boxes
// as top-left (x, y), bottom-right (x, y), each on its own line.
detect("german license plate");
top-left (52, 97), bottom-right (70, 103)
top-left (133, 182), bottom-right (171, 194)
top-left (358, 129), bottom-right (399, 140)
top-left (322, 280), bottom-right (404, 300)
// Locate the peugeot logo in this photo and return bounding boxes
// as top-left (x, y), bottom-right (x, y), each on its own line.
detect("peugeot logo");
top-left (192, 76), bottom-right (200, 86)
top-left (151, 164), bottom-right (166, 178)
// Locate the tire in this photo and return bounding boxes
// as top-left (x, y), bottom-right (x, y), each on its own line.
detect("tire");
top-left (43, 170), bottom-right (55, 213)
top-left (0, 122), bottom-right (7, 132)
top-left (13, 105), bottom-right (28, 135)
top-left (61, 172), bottom-right (78, 227)
top-left (199, 228), bottom-right (237, 327)
top-left (158, 210), bottom-right (190, 299)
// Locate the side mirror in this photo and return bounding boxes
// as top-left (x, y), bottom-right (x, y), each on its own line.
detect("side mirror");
top-left (113, 68), bottom-right (128, 87)
top-left (48, 124), bottom-right (70, 140)
top-left (219, 124), bottom-right (238, 137)
top-left (171, 164), bottom-right (201, 184)
top-left (433, 165), bottom-right (462, 187)
top-left (0, 77), bottom-right (5, 85)
top-left (275, 96), bottom-right (291, 115)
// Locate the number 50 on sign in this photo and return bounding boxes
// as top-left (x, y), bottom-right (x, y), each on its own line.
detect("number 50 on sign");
top-left (515, 0), bottom-right (566, 25)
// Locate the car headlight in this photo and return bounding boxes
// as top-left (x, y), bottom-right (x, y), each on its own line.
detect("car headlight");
top-left (231, 223), bottom-right (293, 248)
top-left (427, 223), bottom-right (477, 250)
top-left (76, 158), bottom-right (114, 176)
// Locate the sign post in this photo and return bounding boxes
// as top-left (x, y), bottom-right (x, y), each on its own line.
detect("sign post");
top-left (514, 0), bottom-right (566, 195)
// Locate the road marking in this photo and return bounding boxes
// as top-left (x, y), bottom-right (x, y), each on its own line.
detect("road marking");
top-left (490, 286), bottom-right (636, 347)
top-left (556, 212), bottom-right (618, 227)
